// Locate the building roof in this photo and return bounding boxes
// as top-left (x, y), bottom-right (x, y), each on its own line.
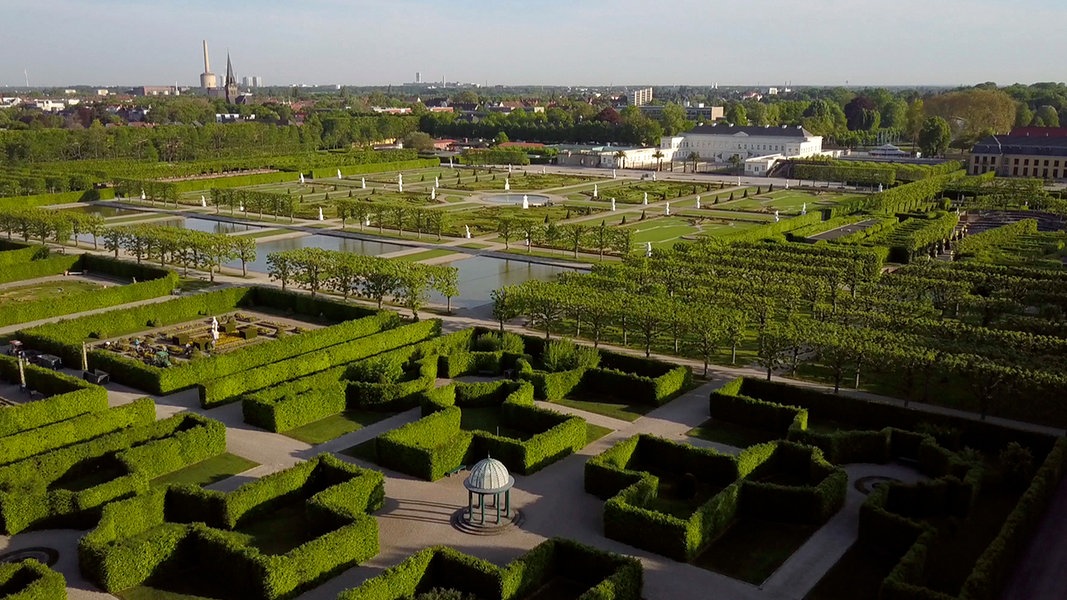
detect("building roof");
top-left (972, 135), bottom-right (1067, 157)
top-left (1008, 127), bottom-right (1067, 138)
top-left (464, 456), bottom-right (513, 494)
top-left (686, 124), bottom-right (815, 138)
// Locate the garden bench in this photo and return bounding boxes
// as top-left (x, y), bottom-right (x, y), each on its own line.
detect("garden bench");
top-left (445, 465), bottom-right (467, 477)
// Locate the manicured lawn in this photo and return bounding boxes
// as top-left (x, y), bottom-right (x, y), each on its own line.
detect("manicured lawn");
top-left (232, 500), bottom-right (328, 555)
top-left (151, 453), bottom-right (258, 488)
top-left (283, 410), bottom-right (392, 445)
top-left (805, 542), bottom-right (903, 600)
top-left (340, 438), bottom-right (378, 463)
top-left (552, 397), bottom-right (653, 422)
top-left (454, 173), bottom-right (601, 191)
top-left (687, 419), bottom-right (781, 448)
top-left (391, 248), bottom-right (461, 263)
top-left (0, 280), bottom-right (101, 306)
top-left (648, 478), bottom-right (727, 519)
top-left (692, 518), bottom-right (819, 584)
top-left (585, 423), bottom-right (614, 445)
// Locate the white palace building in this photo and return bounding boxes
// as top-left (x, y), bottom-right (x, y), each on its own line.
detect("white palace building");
top-left (661, 124), bottom-right (835, 176)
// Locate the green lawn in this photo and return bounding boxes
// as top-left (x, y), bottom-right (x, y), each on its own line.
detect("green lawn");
top-left (283, 410), bottom-right (392, 445)
top-left (687, 419), bottom-right (781, 448)
top-left (552, 397), bottom-right (653, 422)
top-left (0, 280), bottom-right (101, 307)
top-left (585, 423), bottom-right (614, 445)
top-left (340, 438), bottom-right (378, 463)
top-left (692, 518), bottom-right (819, 584)
top-left (151, 453), bottom-right (258, 488)
top-left (391, 248), bottom-right (461, 263)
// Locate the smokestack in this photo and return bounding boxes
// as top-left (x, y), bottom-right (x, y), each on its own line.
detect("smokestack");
top-left (203, 40), bottom-right (211, 73)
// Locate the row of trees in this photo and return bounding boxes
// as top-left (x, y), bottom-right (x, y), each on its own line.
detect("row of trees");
top-left (0, 207), bottom-right (104, 247)
top-left (265, 248), bottom-right (459, 318)
top-left (101, 224), bottom-right (257, 281)
top-left (494, 217), bottom-right (634, 258)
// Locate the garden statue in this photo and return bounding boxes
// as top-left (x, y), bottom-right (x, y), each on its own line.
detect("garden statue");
top-left (737, 176), bottom-right (741, 186)
top-left (665, 202), bottom-right (670, 216)
top-left (398, 173), bottom-right (404, 193)
top-left (801, 203), bottom-right (806, 215)
top-left (201, 195), bottom-right (207, 208)
top-left (364, 216), bottom-right (371, 227)
top-left (449, 156), bottom-right (454, 168)
top-left (643, 192), bottom-right (648, 205)
top-left (140, 189), bottom-right (146, 200)
top-left (593, 184), bottom-right (598, 198)
top-left (541, 167), bottom-right (546, 175)
top-left (361, 177), bottom-right (366, 189)
top-left (299, 173), bottom-right (305, 185)
top-left (210, 317), bottom-right (219, 339)
top-left (652, 172), bottom-right (657, 182)
top-left (878, 183), bottom-right (883, 193)
top-left (431, 187), bottom-right (436, 200)
top-left (522, 195), bottom-right (529, 209)
top-left (508, 164), bottom-right (513, 173)
top-left (434, 176), bottom-right (439, 188)
top-left (611, 198), bottom-right (616, 211)
top-left (612, 169), bottom-right (617, 179)
top-left (695, 196), bottom-right (701, 209)
top-left (318, 207), bottom-right (324, 221)
top-left (239, 201), bottom-right (245, 212)
top-left (774, 210), bottom-right (780, 222)
top-left (465, 225), bottom-right (472, 239)
top-left (646, 242), bottom-right (653, 257)
top-left (504, 177), bottom-right (510, 191)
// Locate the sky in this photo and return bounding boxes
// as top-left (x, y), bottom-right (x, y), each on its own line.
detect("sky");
top-left (3, 0), bottom-right (1066, 89)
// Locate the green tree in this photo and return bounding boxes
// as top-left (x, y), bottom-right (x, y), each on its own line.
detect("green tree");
top-left (725, 103), bottom-right (749, 125)
top-left (918, 116), bottom-right (951, 157)
top-left (490, 285), bottom-right (521, 332)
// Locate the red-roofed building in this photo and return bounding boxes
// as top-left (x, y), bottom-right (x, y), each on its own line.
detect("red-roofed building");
top-left (499, 142), bottom-right (545, 149)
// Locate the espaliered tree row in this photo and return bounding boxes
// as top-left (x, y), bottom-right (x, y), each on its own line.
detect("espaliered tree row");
top-left (0, 206), bottom-right (105, 248)
top-left (502, 240), bottom-right (1067, 426)
top-left (210, 188), bottom-right (294, 220)
top-left (494, 216), bottom-right (634, 258)
top-left (333, 198), bottom-right (451, 240)
top-left (266, 247), bottom-right (459, 316)
top-left (101, 224), bottom-right (257, 279)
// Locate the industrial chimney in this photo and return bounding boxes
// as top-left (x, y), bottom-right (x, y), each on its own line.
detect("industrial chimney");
top-left (200, 40), bottom-right (218, 90)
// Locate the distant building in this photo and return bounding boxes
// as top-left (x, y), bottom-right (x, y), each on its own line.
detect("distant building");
top-left (223, 54), bottom-right (239, 103)
top-left (661, 124), bottom-right (828, 176)
top-left (242, 76), bottom-right (263, 88)
top-left (132, 86), bottom-right (178, 96)
top-left (95, 89), bottom-right (109, 96)
top-left (628, 87), bottom-right (653, 107)
top-left (415, 71), bottom-right (422, 84)
top-left (970, 130), bottom-right (1067, 179)
top-left (640, 104), bottom-right (724, 122)
top-left (554, 144), bottom-right (660, 169)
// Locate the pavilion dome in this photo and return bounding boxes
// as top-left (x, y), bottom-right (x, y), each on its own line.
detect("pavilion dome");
top-left (465, 456), bottom-right (513, 493)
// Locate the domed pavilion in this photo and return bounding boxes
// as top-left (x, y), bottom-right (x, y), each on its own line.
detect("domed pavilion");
top-left (463, 456), bottom-right (515, 526)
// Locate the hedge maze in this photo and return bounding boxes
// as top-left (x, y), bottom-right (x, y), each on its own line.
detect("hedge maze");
top-left (339, 537), bottom-right (642, 600)
top-left (79, 454), bottom-right (383, 600)
top-left (586, 435), bottom-right (846, 564)
top-left (702, 377), bottom-right (1067, 598)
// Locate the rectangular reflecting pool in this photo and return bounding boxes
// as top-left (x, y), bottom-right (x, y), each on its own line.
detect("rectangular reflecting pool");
top-left (58, 204), bottom-right (139, 218)
top-left (224, 233), bottom-right (410, 273)
top-left (429, 256), bottom-right (578, 309)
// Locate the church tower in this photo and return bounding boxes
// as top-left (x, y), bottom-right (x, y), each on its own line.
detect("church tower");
top-left (224, 53), bottom-right (239, 104)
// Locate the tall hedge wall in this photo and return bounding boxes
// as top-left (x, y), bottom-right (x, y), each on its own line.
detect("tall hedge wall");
top-left (80, 454), bottom-right (383, 600)
top-left (338, 537), bottom-right (642, 600)
top-left (0, 355), bottom-right (109, 436)
top-left (0, 559), bottom-right (67, 599)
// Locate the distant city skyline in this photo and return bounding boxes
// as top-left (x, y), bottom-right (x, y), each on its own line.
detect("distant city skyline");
top-left (3, 0), bottom-right (1066, 89)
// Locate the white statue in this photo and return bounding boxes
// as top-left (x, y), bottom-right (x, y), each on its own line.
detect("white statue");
top-left (398, 173), bottom-right (403, 185)
top-left (611, 198), bottom-right (616, 212)
top-left (210, 317), bottom-right (219, 342)
top-left (449, 156), bottom-right (454, 168)
top-left (785, 181), bottom-right (790, 190)
top-left (361, 177), bottom-right (366, 189)
top-left (464, 225), bottom-right (472, 239)
top-left (612, 169), bottom-right (617, 179)
top-left (525, 233), bottom-right (530, 247)
top-left (508, 164), bottom-right (513, 173)
top-left (695, 196), bottom-right (701, 209)
top-left (593, 184), bottom-right (598, 198)
top-left (434, 176), bottom-right (439, 188)
top-left (737, 176), bottom-right (741, 186)
top-left (337, 169), bottom-right (343, 179)
top-left (504, 177), bottom-right (510, 191)
top-left (652, 172), bottom-right (657, 182)
top-left (318, 207), bottom-right (324, 221)
top-left (398, 180), bottom-right (403, 193)
top-left (646, 242), bottom-right (653, 257)
top-left (140, 189), bottom-right (146, 200)
top-left (364, 216), bottom-right (371, 227)
top-left (239, 201), bottom-right (245, 212)
top-left (431, 187), bottom-right (437, 200)
top-left (774, 210), bottom-right (780, 223)
top-left (878, 183), bottom-right (884, 193)
top-left (665, 202), bottom-right (670, 216)
top-left (201, 195), bottom-right (207, 208)
top-left (522, 194), bottom-right (529, 209)
top-left (801, 203), bottom-right (807, 215)
top-left (299, 173), bottom-right (305, 185)
top-left (541, 167), bottom-right (546, 175)
top-left (643, 192), bottom-right (648, 205)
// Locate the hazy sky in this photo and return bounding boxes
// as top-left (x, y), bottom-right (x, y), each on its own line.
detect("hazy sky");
top-left (3, 0), bottom-right (1065, 88)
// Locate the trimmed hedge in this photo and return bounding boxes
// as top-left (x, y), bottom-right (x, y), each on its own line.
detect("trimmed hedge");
top-left (377, 380), bottom-right (585, 479)
top-left (0, 241), bottom-right (48, 266)
top-left (201, 319), bottom-right (439, 407)
top-left (18, 286), bottom-right (383, 394)
top-left (0, 410), bottom-right (225, 534)
top-left (0, 559), bottom-right (67, 599)
top-left (0, 398), bottom-right (155, 467)
top-left (0, 188), bottom-right (114, 210)
top-left (79, 454), bottom-right (382, 600)
top-left (0, 255), bottom-right (179, 328)
top-left (0, 355), bottom-right (109, 436)
top-left (308, 158), bottom-right (439, 179)
top-left (338, 537), bottom-right (642, 600)
top-left (588, 435), bottom-right (845, 561)
top-left (0, 253), bottom-right (80, 285)
top-left (708, 390), bottom-right (808, 438)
